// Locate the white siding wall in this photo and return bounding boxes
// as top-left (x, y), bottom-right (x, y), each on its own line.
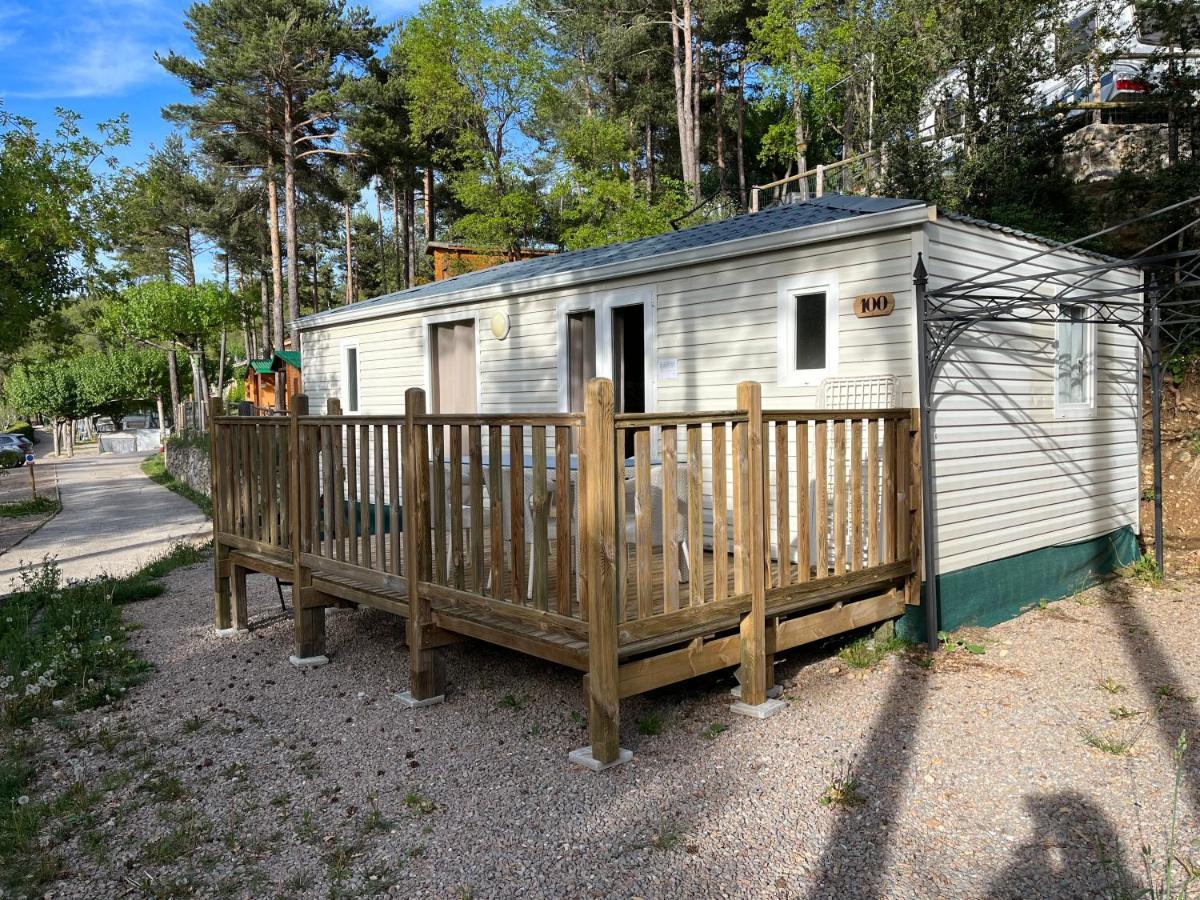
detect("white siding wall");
top-left (923, 219), bottom-right (1142, 574)
top-left (298, 224), bottom-right (920, 415)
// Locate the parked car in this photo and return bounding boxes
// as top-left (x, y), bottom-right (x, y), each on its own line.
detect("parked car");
top-left (3, 433), bottom-right (33, 454)
top-left (0, 434), bottom-right (29, 465)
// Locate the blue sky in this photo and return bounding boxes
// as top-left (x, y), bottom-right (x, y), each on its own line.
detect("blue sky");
top-left (0, 0), bottom-right (418, 168)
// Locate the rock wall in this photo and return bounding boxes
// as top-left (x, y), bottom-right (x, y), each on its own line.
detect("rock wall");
top-left (1062, 122), bottom-right (1189, 183)
top-left (165, 443), bottom-right (212, 497)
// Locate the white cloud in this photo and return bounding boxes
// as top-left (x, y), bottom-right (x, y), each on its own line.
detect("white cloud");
top-left (0, 0), bottom-right (186, 100)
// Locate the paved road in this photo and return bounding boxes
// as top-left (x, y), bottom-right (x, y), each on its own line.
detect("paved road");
top-left (0, 451), bottom-right (210, 591)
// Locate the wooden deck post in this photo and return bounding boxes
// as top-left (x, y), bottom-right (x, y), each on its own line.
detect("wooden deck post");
top-left (211, 397), bottom-right (235, 633)
top-left (570, 378), bottom-right (631, 771)
top-left (399, 387), bottom-right (445, 706)
top-left (731, 381), bottom-right (784, 718)
top-left (289, 394), bottom-right (327, 666)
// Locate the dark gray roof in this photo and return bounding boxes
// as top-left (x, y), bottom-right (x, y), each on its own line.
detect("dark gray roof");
top-left (302, 194), bottom-right (924, 326)
top-left (939, 210), bottom-right (1123, 263)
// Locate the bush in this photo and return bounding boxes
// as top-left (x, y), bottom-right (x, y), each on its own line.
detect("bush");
top-left (4, 422), bottom-right (34, 443)
top-left (0, 449), bottom-right (19, 470)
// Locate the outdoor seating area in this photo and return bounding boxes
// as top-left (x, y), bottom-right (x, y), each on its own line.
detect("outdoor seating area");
top-left (210, 378), bottom-right (922, 769)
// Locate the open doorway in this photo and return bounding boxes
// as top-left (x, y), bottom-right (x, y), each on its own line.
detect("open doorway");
top-left (612, 304), bottom-right (644, 457)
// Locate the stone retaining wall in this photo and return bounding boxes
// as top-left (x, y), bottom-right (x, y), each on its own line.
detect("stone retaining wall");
top-left (165, 443), bottom-right (211, 497)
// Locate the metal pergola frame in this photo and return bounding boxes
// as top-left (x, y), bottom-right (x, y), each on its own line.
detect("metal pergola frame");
top-left (913, 200), bottom-right (1200, 649)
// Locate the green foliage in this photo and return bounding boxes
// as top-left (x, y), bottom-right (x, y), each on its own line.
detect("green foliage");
top-left (0, 449), bottom-right (20, 470)
top-left (1126, 552), bottom-right (1164, 586)
top-left (101, 281), bottom-right (238, 353)
top-left (837, 632), bottom-right (911, 669)
top-left (0, 105), bottom-right (127, 356)
top-left (4, 350), bottom-right (167, 425)
top-left (0, 497), bottom-right (59, 519)
top-left (2, 364), bottom-right (81, 423)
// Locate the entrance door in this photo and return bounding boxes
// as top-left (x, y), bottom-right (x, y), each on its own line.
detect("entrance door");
top-left (430, 319), bottom-right (477, 413)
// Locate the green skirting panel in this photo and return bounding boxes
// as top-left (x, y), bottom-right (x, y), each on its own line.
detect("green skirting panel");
top-left (897, 526), bottom-right (1139, 643)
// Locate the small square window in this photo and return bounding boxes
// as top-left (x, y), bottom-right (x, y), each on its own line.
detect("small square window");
top-left (777, 277), bottom-right (838, 388)
top-left (794, 292), bottom-right (828, 371)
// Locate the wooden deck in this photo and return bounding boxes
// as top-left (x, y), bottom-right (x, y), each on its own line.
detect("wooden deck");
top-left (210, 380), bottom-right (922, 768)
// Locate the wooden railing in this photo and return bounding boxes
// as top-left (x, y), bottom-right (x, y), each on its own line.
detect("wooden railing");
top-left (749, 149), bottom-right (881, 212)
top-left (211, 380), bottom-right (920, 767)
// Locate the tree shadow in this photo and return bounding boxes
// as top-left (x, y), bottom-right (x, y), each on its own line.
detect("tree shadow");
top-left (804, 658), bottom-right (929, 899)
top-left (1100, 577), bottom-right (1200, 813)
top-left (984, 791), bottom-right (1136, 900)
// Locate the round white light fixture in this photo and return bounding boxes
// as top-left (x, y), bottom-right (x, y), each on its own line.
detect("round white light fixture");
top-left (490, 312), bottom-right (511, 340)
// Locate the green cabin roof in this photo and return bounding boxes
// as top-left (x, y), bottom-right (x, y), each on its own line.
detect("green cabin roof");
top-left (247, 358), bottom-right (273, 375)
top-left (272, 349), bottom-right (301, 370)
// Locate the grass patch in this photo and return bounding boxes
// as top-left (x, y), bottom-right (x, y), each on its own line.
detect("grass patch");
top-left (404, 791), bottom-right (437, 815)
top-left (140, 454), bottom-right (212, 519)
top-left (1125, 551), bottom-right (1163, 586)
top-left (636, 711), bottom-right (664, 736)
top-left (819, 760), bottom-right (866, 809)
top-left (0, 496), bottom-right (59, 519)
top-left (1098, 676), bottom-right (1127, 695)
top-left (700, 722), bottom-right (728, 740)
top-left (838, 633), bottom-right (911, 669)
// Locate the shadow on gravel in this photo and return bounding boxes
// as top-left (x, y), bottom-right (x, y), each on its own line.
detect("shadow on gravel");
top-left (1101, 579), bottom-right (1200, 812)
top-left (804, 661), bottom-right (929, 900)
top-left (983, 792), bottom-right (1131, 900)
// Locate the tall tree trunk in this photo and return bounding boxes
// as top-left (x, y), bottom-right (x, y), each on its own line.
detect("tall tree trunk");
top-left (266, 166), bottom-right (284, 352)
top-left (423, 161), bottom-right (434, 242)
top-left (166, 345), bottom-right (181, 420)
top-left (216, 329), bottom-right (227, 399)
top-left (281, 93), bottom-right (301, 332)
top-left (375, 177), bottom-right (387, 290)
top-left (715, 46), bottom-right (726, 195)
top-left (310, 244), bottom-right (320, 310)
top-left (645, 122), bottom-right (656, 195)
top-left (183, 225), bottom-right (197, 288)
top-left (671, 0), bottom-right (700, 202)
top-left (791, 67), bottom-right (808, 198)
top-left (52, 419), bottom-right (60, 457)
top-left (390, 173), bottom-right (404, 290)
top-left (344, 200), bottom-right (354, 304)
top-left (403, 171), bottom-right (415, 289)
top-left (737, 54), bottom-right (747, 210)
top-left (259, 265), bottom-right (271, 354)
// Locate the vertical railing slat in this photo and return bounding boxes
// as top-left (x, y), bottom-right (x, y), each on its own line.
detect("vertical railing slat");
top-left (867, 419), bottom-right (880, 568)
top-left (531, 425), bottom-right (549, 611)
top-left (712, 423), bottom-right (728, 603)
top-left (431, 425), bottom-right (446, 583)
top-left (449, 425), bottom-right (464, 589)
top-left (833, 420), bottom-right (847, 575)
top-left (509, 425), bottom-right (525, 603)
top-left (883, 418), bottom-right (897, 563)
top-left (687, 424), bottom-right (704, 606)
top-left (488, 426), bottom-right (504, 599)
top-left (796, 420), bottom-right (810, 583)
top-left (661, 425), bottom-right (679, 614)
top-left (347, 423), bottom-right (359, 566)
top-left (774, 421), bottom-right (791, 588)
top-left (388, 424), bottom-right (402, 575)
top-left (634, 429), bottom-right (653, 618)
top-left (374, 423), bottom-right (386, 572)
top-left (814, 421), bottom-right (828, 579)
top-left (554, 425), bottom-right (572, 616)
top-left (469, 426), bottom-right (485, 594)
top-left (850, 419), bottom-right (863, 573)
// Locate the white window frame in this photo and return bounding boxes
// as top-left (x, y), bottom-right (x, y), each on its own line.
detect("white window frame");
top-left (422, 310), bottom-right (482, 413)
top-left (776, 273), bottom-right (840, 388)
top-left (340, 339), bottom-right (361, 413)
top-left (556, 287), bottom-right (657, 413)
top-left (1054, 303), bottom-right (1097, 419)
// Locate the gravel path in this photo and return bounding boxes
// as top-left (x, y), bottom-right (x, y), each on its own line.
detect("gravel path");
top-left (0, 451), bottom-right (209, 590)
top-left (17, 565), bottom-right (1200, 899)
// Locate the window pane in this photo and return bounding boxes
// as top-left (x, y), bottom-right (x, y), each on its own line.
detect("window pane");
top-left (1056, 306), bottom-right (1088, 406)
top-left (568, 311), bottom-right (595, 412)
top-left (795, 292), bottom-right (827, 370)
top-left (346, 347), bottom-right (359, 412)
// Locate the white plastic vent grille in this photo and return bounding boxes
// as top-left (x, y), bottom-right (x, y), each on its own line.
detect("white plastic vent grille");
top-left (818, 374), bottom-right (899, 410)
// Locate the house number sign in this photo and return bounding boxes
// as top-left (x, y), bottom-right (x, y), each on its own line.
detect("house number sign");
top-left (854, 291), bottom-right (895, 318)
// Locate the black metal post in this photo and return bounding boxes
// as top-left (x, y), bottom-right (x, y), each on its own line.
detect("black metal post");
top-left (914, 255), bottom-right (941, 650)
top-left (1149, 286), bottom-right (1165, 574)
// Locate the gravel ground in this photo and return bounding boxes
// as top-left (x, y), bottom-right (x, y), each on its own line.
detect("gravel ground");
top-left (18, 564), bottom-right (1200, 899)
